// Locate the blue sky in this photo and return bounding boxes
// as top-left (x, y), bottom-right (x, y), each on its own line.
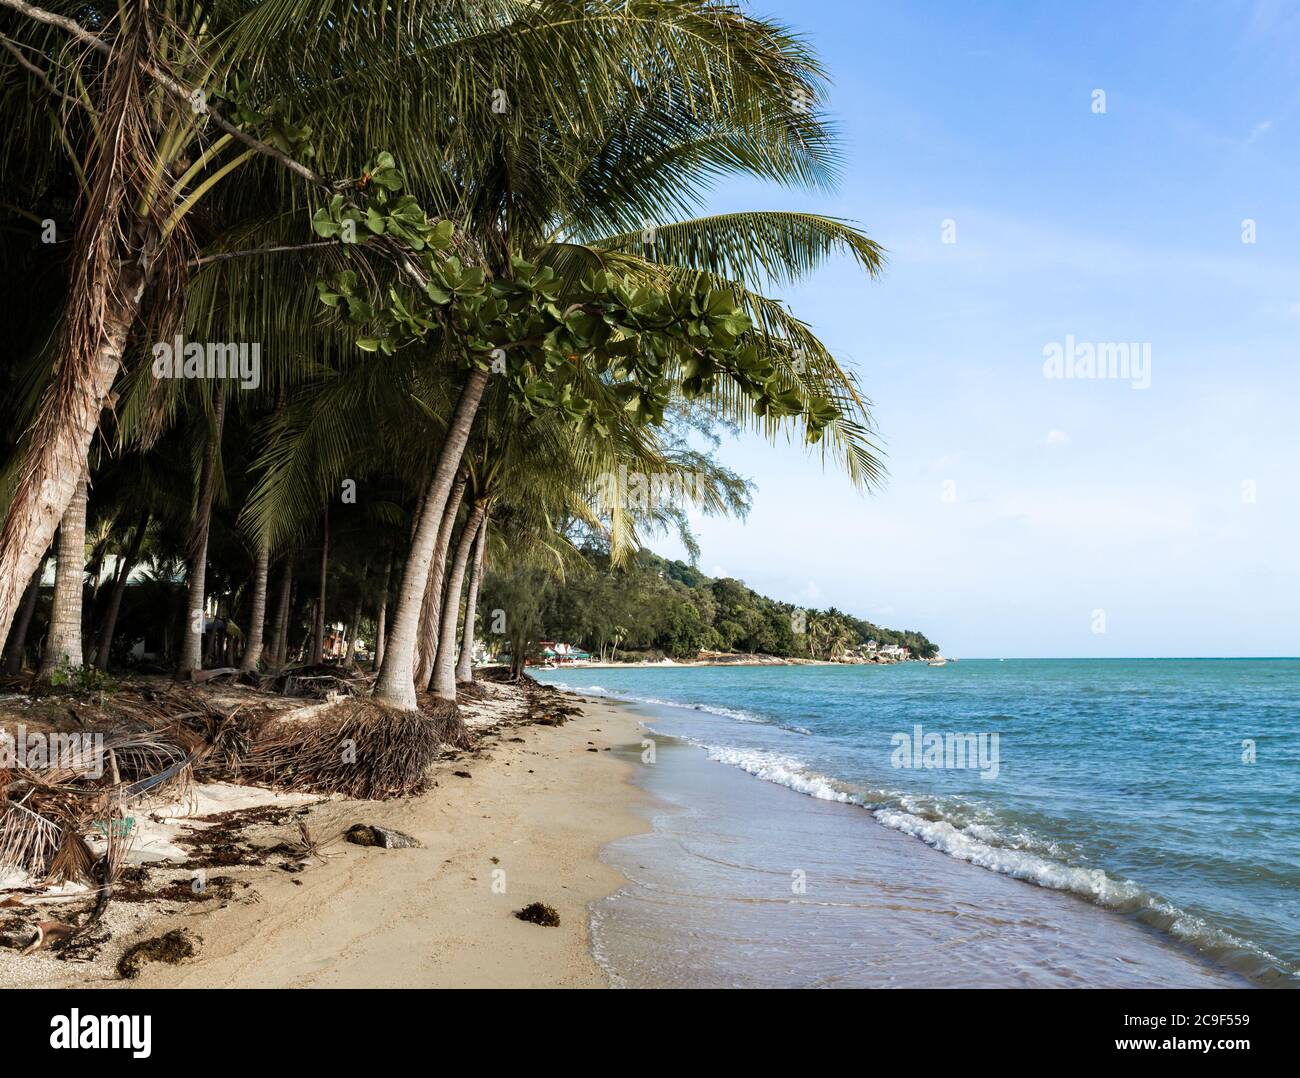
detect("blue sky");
top-left (655, 0), bottom-right (1300, 657)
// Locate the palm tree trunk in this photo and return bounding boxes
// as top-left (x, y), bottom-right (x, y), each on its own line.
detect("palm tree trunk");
top-left (374, 367), bottom-right (489, 710)
top-left (414, 474), bottom-right (466, 688)
top-left (431, 502), bottom-right (486, 701)
top-left (4, 562), bottom-right (43, 674)
top-left (342, 557), bottom-right (370, 666)
top-left (297, 599), bottom-right (316, 663)
top-left (177, 392), bottom-right (226, 677)
top-left (93, 509), bottom-right (148, 670)
top-left (239, 536), bottom-right (271, 672)
top-left (311, 502), bottom-right (330, 662)
top-left (269, 558), bottom-right (294, 665)
top-left (39, 476), bottom-right (88, 676)
top-left (456, 514), bottom-right (488, 684)
top-left (0, 265), bottom-right (146, 652)
top-left (373, 550), bottom-right (392, 672)
top-left (344, 598), bottom-right (363, 665)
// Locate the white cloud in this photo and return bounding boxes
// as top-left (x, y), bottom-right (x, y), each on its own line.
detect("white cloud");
top-left (1246, 119), bottom-right (1274, 143)
top-left (1045, 430), bottom-right (1070, 448)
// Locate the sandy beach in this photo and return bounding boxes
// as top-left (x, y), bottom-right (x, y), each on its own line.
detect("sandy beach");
top-left (2, 688), bottom-right (646, 989)
top-left (2, 671), bottom-right (1266, 988)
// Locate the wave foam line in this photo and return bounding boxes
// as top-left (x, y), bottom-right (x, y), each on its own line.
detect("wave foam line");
top-left (693, 742), bottom-right (1294, 983)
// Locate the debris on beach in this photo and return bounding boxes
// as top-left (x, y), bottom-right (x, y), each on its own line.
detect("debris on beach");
top-left (514, 902), bottom-right (561, 927)
top-left (254, 663), bottom-right (370, 700)
top-left (116, 928), bottom-right (198, 979)
top-left (236, 699), bottom-right (458, 799)
top-left (0, 668), bottom-right (576, 980)
top-left (344, 824), bottom-right (421, 850)
top-left (20, 919), bottom-right (73, 955)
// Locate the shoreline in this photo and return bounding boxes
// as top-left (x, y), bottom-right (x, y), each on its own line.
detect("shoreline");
top-left (5, 669), bottom-right (1263, 988)
top-left (582, 691), bottom-right (1250, 989)
top-left (2, 683), bottom-right (648, 989)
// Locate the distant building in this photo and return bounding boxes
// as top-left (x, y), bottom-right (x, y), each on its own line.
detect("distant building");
top-left (537, 641), bottom-right (593, 665)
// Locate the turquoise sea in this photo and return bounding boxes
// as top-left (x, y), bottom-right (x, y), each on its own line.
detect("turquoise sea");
top-left (537, 659), bottom-right (1300, 986)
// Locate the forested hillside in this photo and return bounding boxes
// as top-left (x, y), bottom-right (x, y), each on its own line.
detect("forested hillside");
top-left (482, 549), bottom-right (938, 663)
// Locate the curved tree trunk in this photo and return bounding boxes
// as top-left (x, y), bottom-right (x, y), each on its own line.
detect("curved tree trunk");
top-left (431, 502), bottom-right (486, 701)
top-left (238, 537), bottom-right (271, 672)
top-left (311, 501), bottom-right (330, 662)
top-left (93, 509), bottom-right (148, 670)
top-left (414, 474), bottom-right (466, 689)
top-left (39, 476), bottom-right (88, 676)
top-left (0, 18), bottom-right (160, 650)
top-left (373, 549), bottom-right (392, 672)
top-left (456, 514), bottom-right (488, 684)
top-left (177, 392), bottom-right (226, 678)
top-left (374, 367), bottom-right (489, 710)
top-left (0, 262), bottom-right (146, 653)
top-left (4, 562), bottom-right (44, 674)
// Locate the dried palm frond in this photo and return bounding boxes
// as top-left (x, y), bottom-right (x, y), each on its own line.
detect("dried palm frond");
top-left (0, 797), bottom-right (63, 878)
top-left (46, 829), bottom-right (96, 886)
top-left (240, 700), bottom-right (441, 800)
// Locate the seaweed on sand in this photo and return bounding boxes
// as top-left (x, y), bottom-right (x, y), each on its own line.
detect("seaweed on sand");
top-left (116, 928), bottom-right (197, 979)
top-left (514, 902), bottom-right (560, 927)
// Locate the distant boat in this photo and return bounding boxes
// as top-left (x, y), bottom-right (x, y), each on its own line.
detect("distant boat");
top-left (927, 658), bottom-right (947, 667)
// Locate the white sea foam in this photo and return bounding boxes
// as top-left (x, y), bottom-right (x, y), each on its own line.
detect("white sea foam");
top-left (688, 741), bottom-right (1290, 980)
top-left (702, 745), bottom-right (855, 803)
top-left (549, 678), bottom-right (1295, 983)
top-left (872, 807), bottom-right (1144, 904)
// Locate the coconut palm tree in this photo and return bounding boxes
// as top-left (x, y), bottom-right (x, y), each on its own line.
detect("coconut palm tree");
top-left (2, 2), bottom-right (886, 716)
top-left (304, 10), bottom-right (884, 709)
top-left (0, 0), bottom-right (857, 647)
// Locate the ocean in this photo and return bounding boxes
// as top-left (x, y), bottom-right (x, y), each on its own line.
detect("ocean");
top-left (536, 659), bottom-right (1299, 987)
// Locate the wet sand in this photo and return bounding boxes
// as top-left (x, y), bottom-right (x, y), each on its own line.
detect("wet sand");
top-left (593, 717), bottom-right (1248, 988)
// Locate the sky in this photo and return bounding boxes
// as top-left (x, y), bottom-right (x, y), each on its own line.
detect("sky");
top-left (652, 0), bottom-right (1300, 657)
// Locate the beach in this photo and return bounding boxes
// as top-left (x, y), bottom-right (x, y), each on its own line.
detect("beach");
top-left (6, 661), bottom-right (1289, 988)
top-left (3, 687), bottom-right (645, 989)
top-left (550, 661), bottom-right (1296, 988)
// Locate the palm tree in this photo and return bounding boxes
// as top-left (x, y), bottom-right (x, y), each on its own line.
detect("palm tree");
top-left (37, 473), bottom-right (86, 675)
top-left (454, 517), bottom-right (489, 685)
top-left (312, 6), bottom-right (884, 709)
top-left (1, 2), bottom-right (887, 717)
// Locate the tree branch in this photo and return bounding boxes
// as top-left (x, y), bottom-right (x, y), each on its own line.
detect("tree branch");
top-left (0, 0), bottom-right (328, 188)
top-left (0, 33), bottom-right (87, 109)
top-left (187, 240), bottom-right (336, 270)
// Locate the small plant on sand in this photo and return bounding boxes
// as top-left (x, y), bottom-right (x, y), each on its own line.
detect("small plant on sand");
top-left (43, 660), bottom-right (119, 695)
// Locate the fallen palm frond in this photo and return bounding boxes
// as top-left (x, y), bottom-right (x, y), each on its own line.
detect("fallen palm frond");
top-left (1, 680), bottom-right (471, 905)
